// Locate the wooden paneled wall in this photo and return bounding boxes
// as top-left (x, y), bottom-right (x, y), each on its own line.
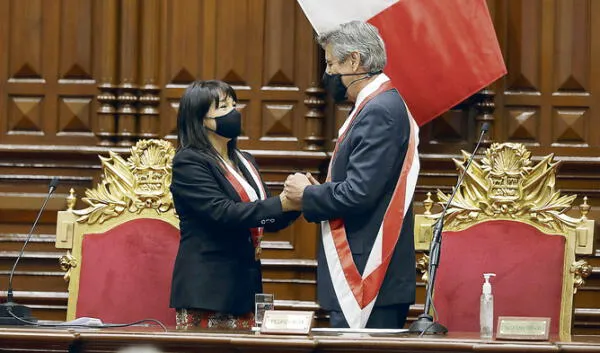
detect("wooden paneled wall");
top-left (0, 0), bottom-right (599, 334)
top-left (0, 0), bottom-right (327, 149)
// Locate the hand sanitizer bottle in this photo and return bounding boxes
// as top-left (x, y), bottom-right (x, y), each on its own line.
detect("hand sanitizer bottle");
top-left (480, 273), bottom-right (496, 339)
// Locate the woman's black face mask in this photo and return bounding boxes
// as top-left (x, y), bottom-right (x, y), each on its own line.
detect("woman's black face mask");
top-left (207, 109), bottom-right (242, 139)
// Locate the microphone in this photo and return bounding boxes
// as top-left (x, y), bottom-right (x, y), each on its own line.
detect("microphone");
top-left (0, 177), bottom-right (59, 325)
top-left (408, 123), bottom-right (490, 335)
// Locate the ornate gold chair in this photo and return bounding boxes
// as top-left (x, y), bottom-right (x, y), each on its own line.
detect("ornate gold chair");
top-left (414, 143), bottom-right (594, 338)
top-left (55, 140), bottom-right (179, 326)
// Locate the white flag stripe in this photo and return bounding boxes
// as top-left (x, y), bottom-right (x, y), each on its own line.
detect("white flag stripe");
top-left (297, 0), bottom-right (400, 34)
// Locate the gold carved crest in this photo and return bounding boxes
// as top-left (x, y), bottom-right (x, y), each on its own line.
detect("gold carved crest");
top-left (74, 139), bottom-right (176, 224)
top-left (435, 143), bottom-right (580, 234)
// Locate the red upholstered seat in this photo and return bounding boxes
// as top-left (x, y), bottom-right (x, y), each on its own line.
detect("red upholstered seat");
top-left (76, 218), bottom-right (179, 325)
top-left (433, 220), bottom-right (564, 334)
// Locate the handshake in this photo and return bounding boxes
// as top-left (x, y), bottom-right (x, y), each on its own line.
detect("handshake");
top-left (279, 172), bottom-right (320, 212)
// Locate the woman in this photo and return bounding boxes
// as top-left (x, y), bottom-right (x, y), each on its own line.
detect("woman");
top-left (169, 80), bottom-right (299, 329)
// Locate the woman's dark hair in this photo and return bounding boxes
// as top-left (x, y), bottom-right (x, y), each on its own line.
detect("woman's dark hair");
top-left (176, 80), bottom-right (239, 166)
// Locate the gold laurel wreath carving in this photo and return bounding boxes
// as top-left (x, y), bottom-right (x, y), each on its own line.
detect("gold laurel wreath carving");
top-left (434, 143), bottom-right (579, 234)
top-left (73, 139), bottom-right (176, 224)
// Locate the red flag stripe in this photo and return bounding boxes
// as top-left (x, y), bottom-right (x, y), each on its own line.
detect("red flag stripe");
top-left (368, 0), bottom-right (506, 125)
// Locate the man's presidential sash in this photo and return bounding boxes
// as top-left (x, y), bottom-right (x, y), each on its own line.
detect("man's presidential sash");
top-left (322, 79), bottom-right (420, 328)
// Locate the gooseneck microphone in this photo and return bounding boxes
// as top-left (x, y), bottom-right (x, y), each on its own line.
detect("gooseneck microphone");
top-left (408, 123), bottom-right (490, 335)
top-left (0, 177), bottom-right (59, 325)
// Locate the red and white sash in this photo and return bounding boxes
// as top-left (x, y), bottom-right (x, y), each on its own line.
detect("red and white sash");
top-left (322, 76), bottom-right (420, 328)
top-left (221, 151), bottom-right (268, 260)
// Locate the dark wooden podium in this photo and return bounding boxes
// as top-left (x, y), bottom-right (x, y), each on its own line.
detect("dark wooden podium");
top-left (1, 327), bottom-right (600, 353)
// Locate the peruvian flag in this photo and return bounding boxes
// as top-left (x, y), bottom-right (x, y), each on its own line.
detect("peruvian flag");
top-left (297, 0), bottom-right (507, 126)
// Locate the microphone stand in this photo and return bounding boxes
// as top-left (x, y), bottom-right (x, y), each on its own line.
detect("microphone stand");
top-left (408, 124), bottom-right (489, 335)
top-left (0, 177), bottom-right (59, 325)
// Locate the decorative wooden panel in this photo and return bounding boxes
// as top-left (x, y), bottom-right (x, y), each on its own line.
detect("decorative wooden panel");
top-left (506, 107), bottom-right (539, 143)
top-left (261, 103), bottom-right (295, 139)
top-left (489, 0), bottom-right (600, 154)
top-left (505, 2), bottom-right (542, 93)
top-left (0, 0), bottom-right (102, 146)
top-left (554, 0), bottom-right (590, 94)
top-left (215, 0), bottom-right (252, 86)
top-left (421, 108), bottom-right (472, 148)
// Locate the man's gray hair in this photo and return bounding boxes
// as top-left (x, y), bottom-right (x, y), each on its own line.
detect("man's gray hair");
top-left (317, 21), bottom-right (387, 72)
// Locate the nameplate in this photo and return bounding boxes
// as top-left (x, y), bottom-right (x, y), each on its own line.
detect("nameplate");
top-left (260, 310), bottom-right (314, 335)
top-left (496, 316), bottom-right (551, 340)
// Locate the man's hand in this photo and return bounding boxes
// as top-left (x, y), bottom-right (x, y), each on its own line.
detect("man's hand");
top-left (306, 172), bottom-right (320, 185)
top-left (281, 173), bottom-right (311, 210)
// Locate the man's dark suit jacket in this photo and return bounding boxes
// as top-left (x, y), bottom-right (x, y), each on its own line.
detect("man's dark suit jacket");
top-left (303, 89), bottom-right (416, 311)
top-left (169, 148), bottom-right (299, 315)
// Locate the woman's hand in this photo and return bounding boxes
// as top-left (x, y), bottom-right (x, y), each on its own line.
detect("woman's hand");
top-left (279, 190), bottom-right (301, 212)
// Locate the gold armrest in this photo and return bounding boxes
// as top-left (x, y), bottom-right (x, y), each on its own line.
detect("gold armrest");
top-left (55, 189), bottom-right (78, 250)
top-left (574, 197), bottom-right (595, 255)
top-left (414, 214), bottom-right (434, 251)
top-left (414, 192), bottom-right (437, 251)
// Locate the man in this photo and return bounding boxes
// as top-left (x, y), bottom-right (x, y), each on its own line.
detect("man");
top-left (282, 21), bottom-right (420, 329)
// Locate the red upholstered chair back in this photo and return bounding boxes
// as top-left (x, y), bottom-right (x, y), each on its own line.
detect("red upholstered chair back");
top-left (413, 143), bottom-right (595, 339)
top-left (433, 220), bottom-right (565, 334)
top-left (55, 139), bottom-right (179, 327)
top-left (76, 218), bottom-right (179, 325)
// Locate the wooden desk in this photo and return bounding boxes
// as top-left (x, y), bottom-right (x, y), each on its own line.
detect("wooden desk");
top-left (1, 327), bottom-right (600, 353)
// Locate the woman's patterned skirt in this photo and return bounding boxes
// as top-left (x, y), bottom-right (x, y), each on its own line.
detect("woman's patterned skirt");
top-left (176, 308), bottom-right (255, 330)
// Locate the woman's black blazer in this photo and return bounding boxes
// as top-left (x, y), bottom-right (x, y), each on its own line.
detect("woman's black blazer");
top-left (169, 147), bottom-right (299, 315)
